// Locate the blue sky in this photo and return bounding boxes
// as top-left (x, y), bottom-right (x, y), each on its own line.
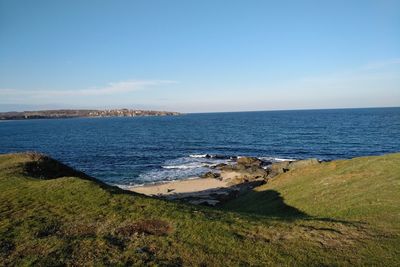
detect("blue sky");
top-left (0, 0), bottom-right (399, 112)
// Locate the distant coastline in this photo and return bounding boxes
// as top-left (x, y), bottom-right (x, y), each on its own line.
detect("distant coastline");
top-left (0, 109), bottom-right (181, 120)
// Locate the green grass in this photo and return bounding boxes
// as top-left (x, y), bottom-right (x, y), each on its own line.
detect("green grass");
top-left (0, 152), bottom-right (399, 266)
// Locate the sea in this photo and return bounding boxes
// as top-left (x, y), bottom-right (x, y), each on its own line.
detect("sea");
top-left (1, 107), bottom-right (399, 187)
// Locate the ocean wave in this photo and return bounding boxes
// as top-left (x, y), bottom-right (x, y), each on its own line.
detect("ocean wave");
top-left (162, 163), bottom-right (206, 169)
top-left (274, 158), bottom-right (296, 162)
top-left (189, 154), bottom-right (208, 158)
top-left (259, 157), bottom-right (296, 162)
top-left (114, 184), bottom-right (133, 190)
top-left (114, 176), bottom-right (202, 189)
top-left (137, 167), bottom-right (208, 183)
top-left (189, 154), bottom-right (235, 160)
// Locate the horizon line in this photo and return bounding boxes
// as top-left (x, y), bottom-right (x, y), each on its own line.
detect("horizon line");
top-left (1, 105), bottom-right (399, 115)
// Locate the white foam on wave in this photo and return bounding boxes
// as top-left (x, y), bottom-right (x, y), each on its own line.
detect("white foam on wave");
top-left (117, 154), bottom-right (302, 186)
top-left (132, 153), bottom-right (306, 186)
top-left (189, 154), bottom-right (208, 158)
top-left (273, 158), bottom-right (296, 162)
top-left (114, 184), bottom-right (131, 190)
top-left (162, 163), bottom-right (206, 169)
top-left (114, 175), bottom-right (202, 189)
top-left (116, 153), bottom-right (307, 187)
top-left (260, 156), bottom-right (296, 162)
top-left (189, 154), bottom-right (235, 160)
top-left (236, 155), bottom-right (295, 162)
top-left (135, 154), bottom-right (232, 184)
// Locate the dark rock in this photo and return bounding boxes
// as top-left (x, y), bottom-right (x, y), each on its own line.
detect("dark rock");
top-left (266, 158), bottom-right (320, 178)
top-left (219, 164), bottom-right (236, 172)
top-left (200, 172), bottom-right (221, 179)
top-left (260, 160), bottom-right (272, 167)
top-left (237, 157), bottom-right (263, 167)
top-left (204, 154), bottom-right (231, 159)
top-left (266, 161), bottom-right (290, 178)
top-left (235, 163), bottom-right (247, 170)
top-left (211, 163), bottom-right (228, 169)
top-left (234, 171), bottom-right (269, 183)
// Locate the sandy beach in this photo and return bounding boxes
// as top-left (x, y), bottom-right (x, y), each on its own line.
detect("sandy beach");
top-left (129, 177), bottom-right (238, 206)
top-left (128, 169), bottom-right (265, 205)
top-left (130, 169), bottom-right (242, 194)
top-left (130, 177), bottom-right (229, 196)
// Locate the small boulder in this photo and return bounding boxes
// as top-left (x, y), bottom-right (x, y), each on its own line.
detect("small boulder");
top-left (289, 158), bottom-right (320, 169)
top-left (266, 158), bottom-right (320, 178)
top-left (266, 161), bottom-right (291, 178)
top-left (219, 164), bottom-right (236, 172)
top-left (237, 157), bottom-right (262, 167)
top-left (211, 163), bottom-right (228, 169)
top-left (200, 172), bottom-right (221, 179)
top-left (213, 155), bottom-right (229, 159)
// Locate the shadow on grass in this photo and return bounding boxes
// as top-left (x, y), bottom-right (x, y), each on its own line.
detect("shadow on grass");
top-left (220, 189), bottom-right (361, 225)
top-left (221, 189), bottom-right (309, 219)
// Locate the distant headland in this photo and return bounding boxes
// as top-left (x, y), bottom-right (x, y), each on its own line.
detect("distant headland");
top-left (0, 109), bottom-right (181, 120)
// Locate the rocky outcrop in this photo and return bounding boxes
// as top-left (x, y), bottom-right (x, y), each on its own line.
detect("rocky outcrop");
top-left (266, 158), bottom-right (320, 178)
top-left (211, 163), bottom-right (228, 169)
top-left (206, 157), bottom-right (321, 183)
top-left (266, 161), bottom-right (291, 178)
top-left (289, 158), bottom-right (319, 169)
top-left (210, 156), bottom-right (270, 184)
top-left (237, 157), bottom-right (263, 167)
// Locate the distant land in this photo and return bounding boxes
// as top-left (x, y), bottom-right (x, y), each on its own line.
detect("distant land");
top-left (0, 109), bottom-right (181, 120)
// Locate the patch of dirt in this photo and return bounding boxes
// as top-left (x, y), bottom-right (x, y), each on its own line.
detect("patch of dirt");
top-left (61, 223), bottom-right (98, 238)
top-left (237, 221), bottom-right (370, 249)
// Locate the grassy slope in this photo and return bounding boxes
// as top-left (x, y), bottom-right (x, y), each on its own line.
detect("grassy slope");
top-left (0, 153), bottom-right (399, 266)
top-left (223, 153), bottom-right (400, 264)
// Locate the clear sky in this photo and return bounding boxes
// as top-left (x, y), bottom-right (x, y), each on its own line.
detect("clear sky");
top-left (0, 0), bottom-right (399, 112)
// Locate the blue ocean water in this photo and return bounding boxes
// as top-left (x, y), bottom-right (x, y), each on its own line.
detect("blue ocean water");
top-left (0, 108), bottom-right (399, 186)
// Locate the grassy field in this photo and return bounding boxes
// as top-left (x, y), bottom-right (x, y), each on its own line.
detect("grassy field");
top-left (0, 152), bottom-right (399, 266)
